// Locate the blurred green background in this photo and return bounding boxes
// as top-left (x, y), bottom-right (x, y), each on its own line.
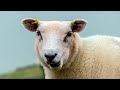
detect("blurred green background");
top-left (0, 64), bottom-right (45, 79)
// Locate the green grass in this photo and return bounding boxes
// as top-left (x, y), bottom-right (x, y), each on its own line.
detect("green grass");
top-left (0, 64), bottom-right (45, 79)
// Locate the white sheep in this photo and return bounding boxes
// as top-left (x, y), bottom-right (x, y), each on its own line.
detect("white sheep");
top-left (22, 18), bottom-right (120, 79)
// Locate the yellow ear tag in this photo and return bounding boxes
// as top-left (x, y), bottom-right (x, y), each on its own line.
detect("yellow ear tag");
top-left (71, 22), bottom-right (75, 26)
top-left (32, 19), bottom-right (39, 25)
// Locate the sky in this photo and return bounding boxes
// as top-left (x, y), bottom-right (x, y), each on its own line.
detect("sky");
top-left (0, 11), bottom-right (120, 74)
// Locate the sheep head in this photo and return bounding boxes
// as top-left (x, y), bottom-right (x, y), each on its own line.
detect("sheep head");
top-left (22, 18), bottom-right (87, 71)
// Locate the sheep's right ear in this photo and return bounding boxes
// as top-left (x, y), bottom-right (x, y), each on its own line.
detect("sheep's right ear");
top-left (22, 18), bottom-right (39, 32)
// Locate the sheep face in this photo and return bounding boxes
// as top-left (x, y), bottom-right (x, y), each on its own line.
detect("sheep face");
top-left (36, 21), bottom-right (73, 71)
top-left (22, 18), bottom-right (87, 71)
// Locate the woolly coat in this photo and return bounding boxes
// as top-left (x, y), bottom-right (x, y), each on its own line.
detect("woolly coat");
top-left (40, 34), bottom-right (120, 79)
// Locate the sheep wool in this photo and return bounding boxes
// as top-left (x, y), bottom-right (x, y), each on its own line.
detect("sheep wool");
top-left (44, 35), bottom-right (120, 79)
top-left (22, 18), bottom-right (120, 79)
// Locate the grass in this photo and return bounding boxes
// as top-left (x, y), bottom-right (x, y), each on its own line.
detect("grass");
top-left (0, 64), bottom-right (45, 79)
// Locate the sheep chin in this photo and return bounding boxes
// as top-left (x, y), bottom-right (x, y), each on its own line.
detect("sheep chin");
top-left (48, 61), bottom-right (63, 71)
top-left (50, 67), bottom-right (61, 71)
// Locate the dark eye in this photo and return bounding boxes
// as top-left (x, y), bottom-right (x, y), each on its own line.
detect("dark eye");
top-left (67, 31), bottom-right (72, 37)
top-left (64, 31), bottom-right (72, 43)
top-left (36, 30), bottom-right (43, 40)
top-left (37, 30), bottom-right (41, 36)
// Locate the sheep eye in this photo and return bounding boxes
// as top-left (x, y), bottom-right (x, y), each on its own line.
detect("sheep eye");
top-left (36, 30), bottom-right (43, 40)
top-left (67, 31), bottom-right (72, 37)
top-left (37, 30), bottom-right (41, 36)
top-left (64, 31), bottom-right (72, 43)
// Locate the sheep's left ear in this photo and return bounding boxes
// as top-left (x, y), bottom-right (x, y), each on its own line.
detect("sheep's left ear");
top-left (22, 18), bottom-right (39, 32)
top-left (71, 19), bottom-right (87, 32)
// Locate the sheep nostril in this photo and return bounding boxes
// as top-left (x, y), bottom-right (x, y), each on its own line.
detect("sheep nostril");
top-left (45, 53), bottom-right (57, 63)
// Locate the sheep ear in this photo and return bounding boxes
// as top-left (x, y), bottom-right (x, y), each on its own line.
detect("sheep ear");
top-left (71, 19), bottom-right (87, 32)
top-left (22, 18), bottom-right (39, 32)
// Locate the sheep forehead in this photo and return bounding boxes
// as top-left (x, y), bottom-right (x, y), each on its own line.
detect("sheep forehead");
top-left (38, 21), bottom-right (71, 34)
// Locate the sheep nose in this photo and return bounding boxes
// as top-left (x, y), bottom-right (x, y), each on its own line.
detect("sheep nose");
top-left (45, 53), bottom-right (57, 63)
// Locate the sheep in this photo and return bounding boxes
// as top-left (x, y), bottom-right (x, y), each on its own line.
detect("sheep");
top-left (22, 18), bottom-right (120, 79)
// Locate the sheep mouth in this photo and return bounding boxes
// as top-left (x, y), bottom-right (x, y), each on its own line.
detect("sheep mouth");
top-left (49, 61), bottom-right (60, 67)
